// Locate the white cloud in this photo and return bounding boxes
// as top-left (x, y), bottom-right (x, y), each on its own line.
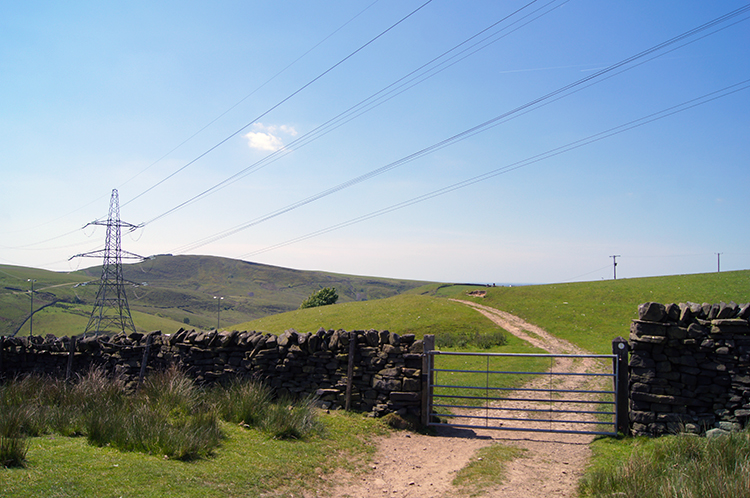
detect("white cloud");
top-left (244, 123), bottom-right (298, 152)
top-left (244, 131), bottom-right (283, 151)
top-left (279, 124), bottom-right (298, 136)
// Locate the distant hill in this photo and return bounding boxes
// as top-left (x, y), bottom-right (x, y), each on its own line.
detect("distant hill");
top-left (1, 255), bottom-right (431, 336)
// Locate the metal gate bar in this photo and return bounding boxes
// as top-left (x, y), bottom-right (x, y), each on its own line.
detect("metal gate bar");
top-left (426, 350), bottom-right (621, 436)
top-left (436, 404), bottom-right (613, 416)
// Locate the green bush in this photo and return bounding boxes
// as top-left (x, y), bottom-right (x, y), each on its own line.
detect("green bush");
top-left (299, 287), bottom-right (338, 309)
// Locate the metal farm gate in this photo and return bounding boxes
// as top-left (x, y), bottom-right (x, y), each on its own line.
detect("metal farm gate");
top-left (422, 338), bottom-right (629, 436)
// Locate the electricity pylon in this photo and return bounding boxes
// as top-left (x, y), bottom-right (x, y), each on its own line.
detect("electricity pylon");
top-left (71, 189), bottom-right (143, 335)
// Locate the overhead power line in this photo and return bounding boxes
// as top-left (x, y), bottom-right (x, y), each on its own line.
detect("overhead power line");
top-left (167, 3), bottom-right (750, 254)
top-left (116, 1), bottom-right (382, 195)
top-left (9, 0), bottom-right (548, 254)
top-left (4, 2), bottom-right (384, 247)
top-left (140, 0), bottom-right (564, 225)
top-left (121, 0), bottom-right (435, 210)
top-left (231, 79), bottom-right (750, 259)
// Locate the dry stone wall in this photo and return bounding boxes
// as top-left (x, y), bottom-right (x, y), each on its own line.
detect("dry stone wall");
top-left (629, 301), bottom-right (750, 436)
top-left (0, 328), bottom-right (425, 419)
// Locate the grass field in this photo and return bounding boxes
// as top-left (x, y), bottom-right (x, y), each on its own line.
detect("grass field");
top-left (0, 370), bottom-right (388, 497)
top-left (0, 415), bottom-right (385, 498)
top-left (421, 270), bottom-right (750, 353)
top-left (4, 267), bottom-right (750, 495)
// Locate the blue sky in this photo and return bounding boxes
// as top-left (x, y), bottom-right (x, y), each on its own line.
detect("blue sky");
top-left (1, 0), bottom-right (749, 284)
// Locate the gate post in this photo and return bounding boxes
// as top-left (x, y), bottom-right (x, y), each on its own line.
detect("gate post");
top-left (612, 336), bottom-right (629, 435)
top-left (421, 334), bottom-right (435, 427)
top-left (345, 331), bottom-right (357, 411)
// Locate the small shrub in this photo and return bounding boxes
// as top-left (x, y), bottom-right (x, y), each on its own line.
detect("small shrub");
top-left (299, 287), bottom-right (338, 309)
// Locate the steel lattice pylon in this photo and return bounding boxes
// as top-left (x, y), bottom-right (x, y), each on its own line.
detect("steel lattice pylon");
top-left (71, 189), bottom-right (143, 336)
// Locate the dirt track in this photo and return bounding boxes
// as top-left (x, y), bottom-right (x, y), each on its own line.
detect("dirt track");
top-left (317, 300), bottom-right (610, 498)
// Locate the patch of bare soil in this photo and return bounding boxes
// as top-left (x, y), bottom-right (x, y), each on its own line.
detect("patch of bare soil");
top-left (315, 301), bottom-right (609, 498)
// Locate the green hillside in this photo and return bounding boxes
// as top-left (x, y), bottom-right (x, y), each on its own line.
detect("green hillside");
top-left (237, 293), bottom-right (500, 338)
top-left (236, 270), bottom-right (750, 355)
top-left (5, 255), bottom-right (747, 348)
top-left (419, 270), bottom-right (750, 353)
top-left (1, 255), bottom-right (429, 336)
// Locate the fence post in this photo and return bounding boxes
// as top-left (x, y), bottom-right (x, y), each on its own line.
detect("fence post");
top-left (0, 336), bottom-right (4, 379)
top-left (612, 336), bottom-right (629, 435)
top-left (137, 333), bottom-right (154, 391)
top-left (345, 331), bottom-right (357, 411)
top-left (66, 336), bottom-right (77, 382)
top-left (421, 334), bottom-right (435, 427)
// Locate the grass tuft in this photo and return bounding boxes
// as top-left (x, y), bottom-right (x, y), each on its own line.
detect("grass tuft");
top-left (580, 430), bottom-right (750, 497)
top-left (0, 368), bottom-right (322, 464)
top-left (0, 436), bottom-right (28, 468)
top-left (210, 377), bottom-right (272, 426)
top-left (261, 395), bottom-right (321, 440)
top-left (452, 443), bottom-right (527, 496)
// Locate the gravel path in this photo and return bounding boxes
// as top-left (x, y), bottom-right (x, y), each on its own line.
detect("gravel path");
top-left (317, 300), bottom-right (610, 498)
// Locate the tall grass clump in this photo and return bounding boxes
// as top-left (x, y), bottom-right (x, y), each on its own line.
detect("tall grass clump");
top-left (580, 430), bottom-right (750, 498)
top-left (261, 394), bottom-right (321, 440)
top-left (210, 377), bottom-right (272, 426)
top-left (83, 366), bottom-right (222, 460)
top-left (0, 404), bottom-right (31, 468)
top-left (1, 368), bottom-right (322, 465)
top-left (436, 329), bottom-right (507, 349)
top-left (209, 378), bottom-right (321, 440)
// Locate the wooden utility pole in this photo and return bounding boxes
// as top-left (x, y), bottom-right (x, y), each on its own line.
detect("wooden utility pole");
top-left (610, 255), bottom-right (620, 280)
top-left (717, 253), bottom-right (722, 273)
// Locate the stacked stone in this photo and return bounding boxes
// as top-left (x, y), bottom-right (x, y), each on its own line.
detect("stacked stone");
top-left (1, 334), bottom-right (82, 377)
top-left (629, 301), bottom-right (750, 436)
top-left (0, 327), bottom-right (425, 419)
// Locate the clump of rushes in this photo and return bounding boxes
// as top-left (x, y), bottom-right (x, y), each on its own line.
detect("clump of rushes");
top-left (579, 429), bottom-right (750, 498)
top-left (436, 329), bottom-right (507, 349)
top-left (261, 394), bottom-right (321, 440)
top-left (0, 367), bottom-right (322, 465)
top-left (0, 405), bottom-right (31, 467)
top-left (84, 366), bottom-right (222, 460)
top-left (210, 377), bottom-right (272, 427)
top-left (209, 378), bottom-right (321, 440)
